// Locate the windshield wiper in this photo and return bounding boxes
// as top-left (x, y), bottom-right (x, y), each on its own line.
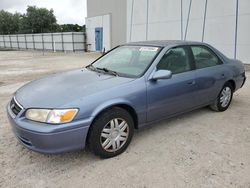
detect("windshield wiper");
top-left (86, 65), bottom-right (118, 76)
top-left (86, 64), bottom-right (98, 72)
top-left (96, 67), bottom-right (118, 76)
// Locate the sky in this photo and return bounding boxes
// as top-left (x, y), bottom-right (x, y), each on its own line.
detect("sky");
top-left (0, 0), bottom-right (87, 25)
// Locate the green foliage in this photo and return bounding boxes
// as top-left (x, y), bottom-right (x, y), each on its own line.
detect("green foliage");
top-left (19, 6), bottom-right (57, 33)
top-left (0, 6), bottom-right (85, 34)
top-left (57, 24), bottom-right (85, 32)
top-left (0, 10), bottom-right (20, 34)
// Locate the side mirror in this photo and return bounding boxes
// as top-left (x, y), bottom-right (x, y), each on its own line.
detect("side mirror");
top-left (151, 70), bottom-right (172, 80)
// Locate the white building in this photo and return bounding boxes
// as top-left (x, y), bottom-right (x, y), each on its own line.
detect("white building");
top-left (86, 0), bottom-right (250, 64)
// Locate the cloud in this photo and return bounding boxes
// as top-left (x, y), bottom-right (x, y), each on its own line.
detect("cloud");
top-left (0, 0), bottom-right (87, 25)
top-left (0, 0), bottom-right (25, 10)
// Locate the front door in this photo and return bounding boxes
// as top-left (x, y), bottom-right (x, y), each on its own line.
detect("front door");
top-left (95, 27), bottom-right (103, 51)
top-left (147, 46), bottom-right (197, 122)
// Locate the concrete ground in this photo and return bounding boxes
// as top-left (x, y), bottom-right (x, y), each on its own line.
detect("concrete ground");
top-left (0, 51), bottom-right (249, 188)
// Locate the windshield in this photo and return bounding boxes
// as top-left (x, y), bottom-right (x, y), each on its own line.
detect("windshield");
top-left (91, 45), bottom-right (161, 77)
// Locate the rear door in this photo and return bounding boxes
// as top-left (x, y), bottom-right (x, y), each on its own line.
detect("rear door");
top-left (190, 45), bottom-right (226, 106)
top-left (146, 46), bottom-right (197, 122)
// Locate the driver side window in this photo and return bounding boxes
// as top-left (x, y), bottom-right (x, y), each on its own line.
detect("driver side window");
top-left (157, 47), bottom-right (191, 74)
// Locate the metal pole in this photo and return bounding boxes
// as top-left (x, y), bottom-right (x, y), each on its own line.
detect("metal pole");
top-left (72, 32), bottom-right (75, 52)
top-left (9, 35), bottom-right (12, 49)
top-left (184, 0), bottom-right (192, 40)
top-left (202, 0), bottom-right (208, 42)
top-left (129, 0), bottom-right (135, 42)
top-left (42, 33), bottom-right (45, 55)
top-left (234, 0), bottom-right (239, 59)
top-left (3, 35), bottom-right (6, 48)
top-left (24, 34), bottom-right (28, 49)
top-left (32, 34), bottom-right (35, 49)
top-left (61, 33), bottom-right (64, 52)
top-left (54, 41), bottom-right (56, 52)
top-left (17, 34), bottom-right (20, 49)
top-left (146, 0), bottom-right (149, 40)
top-left (51, 33), bottom-right (54, 52)
top-left (84, 32), bottom-right (87, 52)
top-left (181, 0), bottom-right (183, 40)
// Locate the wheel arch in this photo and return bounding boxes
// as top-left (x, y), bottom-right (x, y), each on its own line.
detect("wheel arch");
top-left (90, 101), bottom-right (139, 129)
top-left (86, 102), bottom-right (139, 146)
top-left (226, 79), bottom-right (236, 91)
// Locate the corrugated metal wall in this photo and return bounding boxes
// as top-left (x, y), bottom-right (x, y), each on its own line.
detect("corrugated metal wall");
top-left (127, 0), bottom-right (250, 64)
top-left (0, 32), bottom-right (86, 52)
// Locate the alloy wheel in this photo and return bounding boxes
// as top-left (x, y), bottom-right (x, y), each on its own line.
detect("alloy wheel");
top-left (220, 86), bottom-right (232, 108)
top-left (100, 118), bottom-right (129, 152)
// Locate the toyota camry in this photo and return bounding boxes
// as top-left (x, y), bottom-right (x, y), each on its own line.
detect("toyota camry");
top-left (7, 41), bottom-right (246, 158)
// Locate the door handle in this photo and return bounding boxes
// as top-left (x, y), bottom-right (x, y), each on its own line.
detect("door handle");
top-left (221, 73), bottom-right (225, 78)
top-left (188, 80), bottom-right (196, 85)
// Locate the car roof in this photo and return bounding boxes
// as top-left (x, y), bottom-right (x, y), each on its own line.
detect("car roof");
top-left (125, 40), bottom-right (205, 47)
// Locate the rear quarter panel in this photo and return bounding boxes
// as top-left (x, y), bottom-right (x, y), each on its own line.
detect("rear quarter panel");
top-left (205, 43), bottom-right (245, 91)
top-left (224, 58), bottom-right (245, 90)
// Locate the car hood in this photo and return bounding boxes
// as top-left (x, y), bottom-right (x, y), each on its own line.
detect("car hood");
top-left (15, 68), bottom-right (134, 108)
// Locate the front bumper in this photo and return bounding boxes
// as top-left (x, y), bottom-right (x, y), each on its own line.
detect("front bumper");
top-left (7, 104), bottom-right (92, 154)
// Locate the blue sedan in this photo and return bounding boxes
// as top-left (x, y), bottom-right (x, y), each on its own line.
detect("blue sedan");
top-left (7, 41), bottom-right (246, 158)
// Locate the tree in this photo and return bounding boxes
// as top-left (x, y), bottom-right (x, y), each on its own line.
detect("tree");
top-left (0, 6), bottom-right (85, 34)
top-left (20, 6), bottom-right (57, 33)
top-left (0, 10), bottom-right (20, 34)
top-left (58, 24), bottom-right (85, 32)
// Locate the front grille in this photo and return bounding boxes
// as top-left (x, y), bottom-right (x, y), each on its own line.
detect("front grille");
top-left (10, 97), bottom-right (23, 116)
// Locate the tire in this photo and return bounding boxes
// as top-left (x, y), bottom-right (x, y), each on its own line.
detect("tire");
top-left (210, 82), bottom-right (233, 112)
top-left (88, 107), bottom-right (134, 158)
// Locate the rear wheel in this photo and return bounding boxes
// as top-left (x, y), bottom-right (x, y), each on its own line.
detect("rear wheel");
top-left (88, 107), bottom-right (134, 158)
top-left (210, 82), bottom-right (233, 112)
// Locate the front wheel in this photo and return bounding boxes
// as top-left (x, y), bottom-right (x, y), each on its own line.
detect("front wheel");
top-left (88, 107), bottom-right (134, 158)
top-left (210, 82), bottom-right (233, 112)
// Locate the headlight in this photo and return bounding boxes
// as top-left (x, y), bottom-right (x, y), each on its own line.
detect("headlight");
top-left (25, 109), bottom-right (50, 123)
top-left (25, 108), bottom-right (78, 124)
